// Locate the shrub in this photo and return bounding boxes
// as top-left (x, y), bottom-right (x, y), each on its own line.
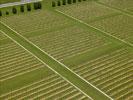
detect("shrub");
top-left (34, 2), bottom-right (42, 9)
top-left (34, 2), bottom-right (38, 9)
top-left (0, 10), bottom-right (2, 16)
top-left (52, 1), bottom-right (56, 7)
top-left (12, 7), bottom-right (17, 14)
top-left (20, 5), bottom-right (24, 12)
top-left (6, 11), bottom-right (9, 15)
top-left (37, 2), bottom-right (42, 9)
top-left (62, 0), bottom-right (66, 5)
top-left (73, 0), bottom-right (76, 3)
top-left (67, 0), bottom-right (72, 4)
top-left (27, 4), bottom-right (31, 11)
top-left (57, 0), bottom-right (61, 6)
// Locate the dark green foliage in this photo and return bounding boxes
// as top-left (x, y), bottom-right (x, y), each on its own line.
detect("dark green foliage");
top-left (6, 11), bottom-right (9, 15)
top-left (20, 5), bottom-right (24, 12)
top-left (34, 2), bottom-right (38, 9)
top-left (12, 7), bottom-right (17, 14)
top-left (51, 0), bottom-right (88, 7)
top-left (34, 2), bottom-right (42, 9)
top-left (37, 2), bottom-right (42, 9)
top-left (27, 4), bottom-right (31, 11)
top-left (67, 0), bottom-right (72, 4)
top-left (52, 1), bottom-right (56, 7)
top-left (34, 3), bottom-right (37, 9)
top-left (0, 10), bottom-right (2, 16)
top-left (57, 0), bottom-right (61, 6)
top-left (73, 0), bottom-right (76, 3)
top-left (62, 0), bottom-right (66, 5)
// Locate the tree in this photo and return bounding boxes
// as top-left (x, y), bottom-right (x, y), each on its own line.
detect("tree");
top-left (37, 2), bottom-right (42, 9)
top-left (34, 2), bottom-right (42, 9)
top-left (27, 4), bottom-right (31, 11)
top-left (57, 0), bottom-right (61, 6)
top-left (6, 11), bottom-right (9, 15)
top-left (52, 1), bottom-right (56, 7)
top-left (67, 0), bottom-right (72, 4)
top-left (62, 0), bottom-right (66, 5)
top-left (12, 7), bottom-right (17, 14)
top-left (0, 10), bottom-right (2, 16)
top-left (34, 2), bottom-right (38, 9)
top-left (73, 0), bottom-right (76, 3)
top-left (20, 5), bottom-right (24, 12)
top-left (78, 0), bottom-right (81, 2)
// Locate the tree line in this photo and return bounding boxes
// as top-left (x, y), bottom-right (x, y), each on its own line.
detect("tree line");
top-left (0, 2), bottom-right (42, 17)
top-left (52, 0), bottom-right (87, 7)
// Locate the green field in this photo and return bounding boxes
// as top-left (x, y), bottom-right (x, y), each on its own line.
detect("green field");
top-left (0, 0), bottom-right (133, 100)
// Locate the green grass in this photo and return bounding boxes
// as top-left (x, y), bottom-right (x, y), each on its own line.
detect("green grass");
top-left (0, 21), bottom-right (111, 99)
top-left (89, 15), bottom-right (133, 44)
top-left (0, 41), bottom-right (89, 100)
top-left (0, 41), bottom-right (47, 81)
top-left (56, 1), bottom-right (133, 46)
top-left (57, 1), bottom-right (118, 22)
top-left (1, 8), bottom-right (115, 61)
top-left (0, 0), bottom-right (133, 99)
top-left (1, 9), bottom-right (74, 34)
top-left (0, 67), bottom-right (53, 94)
top-left (98, 0), bottom-right (133, 14)
top-left (62, 43), bottom-right (124, 67)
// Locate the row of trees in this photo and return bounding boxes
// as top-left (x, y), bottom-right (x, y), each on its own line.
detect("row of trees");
top-left (0, 2), bottom-right (42, 17)
top-left (52, 0), bottom-right (87, 7)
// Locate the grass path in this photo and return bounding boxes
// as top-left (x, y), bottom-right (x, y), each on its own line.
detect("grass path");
top-left (0, 21), bottom-right (112, 100)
